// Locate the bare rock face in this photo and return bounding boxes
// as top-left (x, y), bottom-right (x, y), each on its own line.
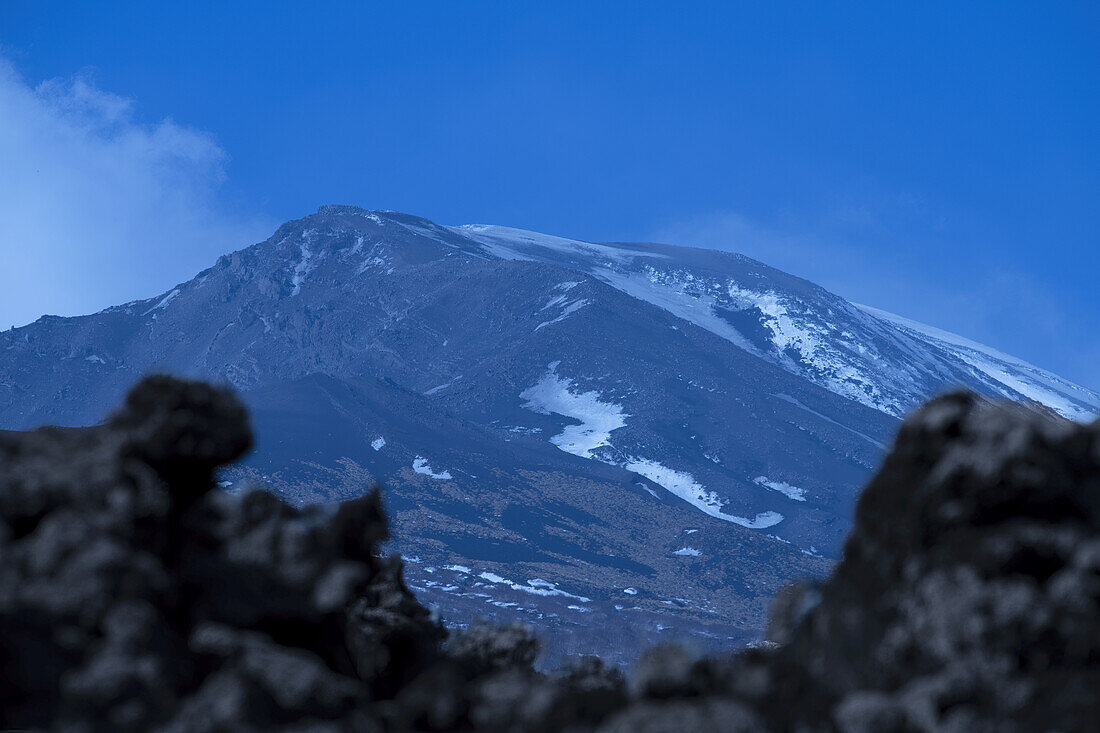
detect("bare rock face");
top-left (756, 392), bottom-right (1100, 732)
top-left (2, 379), bottom-right (1099, 732)
top-left (0, 375), bottom-right (442, 731)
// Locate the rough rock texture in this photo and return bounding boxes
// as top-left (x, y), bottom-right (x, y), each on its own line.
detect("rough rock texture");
top-left (2, 378), bottom-right (1099, 731)
top-left (0, 376), bottom-right (435, 731)
top-left (753, 392), bottom-right (1100, 732)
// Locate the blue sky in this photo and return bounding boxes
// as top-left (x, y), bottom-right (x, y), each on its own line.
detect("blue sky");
top-left (1, 1), bottom-right (1098, 389)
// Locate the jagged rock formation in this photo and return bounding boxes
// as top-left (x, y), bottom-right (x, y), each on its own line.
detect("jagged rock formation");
top-left (753, 391), bottom-right (1100, 731)
top-left (2, 377), bottom-right (1098, 731)
top-left (0, 376), bottom-right (430, 730)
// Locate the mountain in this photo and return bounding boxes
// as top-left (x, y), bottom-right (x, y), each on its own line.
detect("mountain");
top-left (2, 205), bottom-right (1096, 662)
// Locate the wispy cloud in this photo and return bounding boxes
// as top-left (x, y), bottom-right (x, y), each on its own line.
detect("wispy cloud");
top-left (0, 57), bottom-right (273, 328)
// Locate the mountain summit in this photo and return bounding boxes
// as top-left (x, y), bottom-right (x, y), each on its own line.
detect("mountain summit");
top-left (2, 206), bottom-right (1096, 660)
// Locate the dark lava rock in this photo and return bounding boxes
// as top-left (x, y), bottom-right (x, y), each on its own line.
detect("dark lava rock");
top-left (760, 392), bottom-right (1100, 732)
top-left (0, 376), bottom-right (437, 731)
top-left (2, 380), bottom-right (1099, 732)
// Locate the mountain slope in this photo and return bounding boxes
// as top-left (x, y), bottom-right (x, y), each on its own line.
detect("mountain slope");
top-left (1, 205), bottom-right (1095, 660)
top-left (455, 223), bottom-right (1100, 421)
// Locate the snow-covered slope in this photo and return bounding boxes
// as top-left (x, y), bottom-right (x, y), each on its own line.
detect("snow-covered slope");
top-left (857, 304), bottom-right (1100, 422)
top-left (454, 224), bottom-right (1099, 420)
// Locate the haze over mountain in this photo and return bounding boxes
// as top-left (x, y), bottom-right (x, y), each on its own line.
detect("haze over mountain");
top-left (3, 205), bottom-right (1096, 661)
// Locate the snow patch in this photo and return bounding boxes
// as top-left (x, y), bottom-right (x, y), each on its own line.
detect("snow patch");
top-left (412, 456), bottom-right (452, 480)
top-left (476, 572), bottom-right (590, 602)
top-left (541, 293), bottom-right (569, 311)
top-left (725, 283), bottom-right (899, 413)
top-left (625, 457), bottom-right (783, 529)
top-left (357, 255), bottom-right (387, 274)
top-left (754, 476), bottom-right (807, 502)
top-left (424, 376), bottom-right (462, 396)
top-left (535, 299), bottom-right (589, 331)
top-left (673, 547), bottom-right (702, 557)
top-left (143, 289), bottom-right (180, 315)
top-left (290, 232), bottom-right (320, 296)
top-left (452, 224), bottom-right (664, 265)
top-left (371, 437), bottom-right (386, 451)
top-left (594, 267), bottom-right (760, 354)
top-left (520, 365), bottom-right (627, 459)
top-left (504, 425), bottom-right (542, 434)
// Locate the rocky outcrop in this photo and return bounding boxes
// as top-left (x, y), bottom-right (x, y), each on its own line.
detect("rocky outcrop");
top-left (754, 391), bottom-right (1100, 731)
top-left (0, 376), bottom-right (430, 730)
top-left (2, 378), bottom-right (1098, 731)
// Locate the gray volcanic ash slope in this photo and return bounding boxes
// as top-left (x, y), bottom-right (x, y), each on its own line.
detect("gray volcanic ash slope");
top-left (1, 206), bottom-right (1096, 659)
top-left (2, 377), bottom-right (1098, 732)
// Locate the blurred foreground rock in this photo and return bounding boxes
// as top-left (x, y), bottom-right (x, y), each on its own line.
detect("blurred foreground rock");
top-left (1, 378), bottom-right (1098, 731)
